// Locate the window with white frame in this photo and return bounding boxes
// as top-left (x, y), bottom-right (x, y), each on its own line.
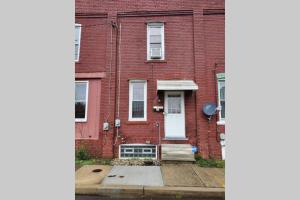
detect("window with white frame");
top-left (147, 22), bottom-right (164, 60)
top-left (129, 80), bottom-right (147, 121)
top-left (217, 73), bottom-right (225, 122)
top-left (75, 24), bottom-right (82, 61)
top-left (75, 81), bottom-right (88, 122)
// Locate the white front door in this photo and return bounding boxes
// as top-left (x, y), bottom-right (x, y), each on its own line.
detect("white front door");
top-left (164, 91), bottom-right (185, 138)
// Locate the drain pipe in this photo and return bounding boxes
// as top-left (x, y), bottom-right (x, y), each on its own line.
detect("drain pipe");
top-left (114, 22), bottom-right (122, 146)
top-left (156, 121), bottom-right (161, 160)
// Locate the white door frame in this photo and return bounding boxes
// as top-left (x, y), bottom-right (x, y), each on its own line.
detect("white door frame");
top-left (164, 91), bottom-right (186, 138)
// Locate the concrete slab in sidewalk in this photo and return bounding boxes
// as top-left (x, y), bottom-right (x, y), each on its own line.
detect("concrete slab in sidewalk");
top-left (192, 165), bottom-right (225, 188)
top-left (161, 164), bottom-right (205, 187)
top-left (101, 166), bottom-right (164, 186)
top-left (76, 165), bottom-right (112, 185)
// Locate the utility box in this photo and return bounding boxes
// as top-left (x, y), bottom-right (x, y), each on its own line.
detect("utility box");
top-left (115, 119), bottom-right (121, 128)
top-left (103, 122), bottom-right (109, 131)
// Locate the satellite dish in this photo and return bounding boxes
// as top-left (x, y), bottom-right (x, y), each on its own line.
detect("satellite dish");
top-left (202, 103), bottom-right (217, 117)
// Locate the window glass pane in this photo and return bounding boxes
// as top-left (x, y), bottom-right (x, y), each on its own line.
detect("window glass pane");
top-left (75, 26), bottom-right (80, 43)
top-left (75, 102), bottom-right (86, 119)
top-left (149, 27), bottom-right (161, 35)
top-left (75, 44), bottom-right (79, 60)
top-left (150, 35), bottom-right (161, 44)
top-left (218, 80), bottom-right (225, 120)
top-left (132, 82), bottom-right (144, 101)
top-left (75, 83), bottom-right (87, 101)
top-left (219, 81), bottom-right (225, 100)
top-left (221, 101), bottom-right (225, 119)
top-left (168, 95), bottom-right (181, 114)
top-left (132, 101), bottom-right (144, 118)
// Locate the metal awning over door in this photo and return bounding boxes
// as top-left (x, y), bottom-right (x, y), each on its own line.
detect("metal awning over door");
top-left (157, 80), bottom-right (198, 91)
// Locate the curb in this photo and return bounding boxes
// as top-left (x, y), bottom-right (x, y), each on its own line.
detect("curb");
top-left (76, 184), bottom-right (225, 199)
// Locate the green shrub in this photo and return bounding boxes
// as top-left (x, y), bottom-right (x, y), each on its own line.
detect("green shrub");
top-left (195, 156), bottom-right (225, 168)
top-left (75, 145), bottom-right (90, 160)
top-left (75, 159), bottom-right (112, 165)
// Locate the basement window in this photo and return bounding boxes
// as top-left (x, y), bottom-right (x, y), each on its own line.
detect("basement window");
top-left (119, 144), bottom-right (157, 159)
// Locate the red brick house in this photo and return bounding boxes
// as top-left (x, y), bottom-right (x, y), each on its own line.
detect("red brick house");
top-left (75, 0), bottom-right (225, 160)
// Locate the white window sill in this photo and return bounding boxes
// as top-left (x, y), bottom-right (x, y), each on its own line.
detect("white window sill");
top-left (75, 119), bottom-right (87, 123)
top-left (217, 121), bottom-right (225, 125)
top-left (162, 137), bottom-right (189, 141)
top-left (128, 118), bottom-right (147, 122)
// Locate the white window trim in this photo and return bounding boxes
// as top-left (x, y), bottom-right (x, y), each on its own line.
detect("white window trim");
top-left (75, 23), bottom-right (82, 62)
top-left (128, 80), bottom-right (147, 121)
top-left (124, 148), bottom-right (134, 154)
top-left (220, 136), bottom-right (225, 160)
top-left (217, 78), bottom-right (225, 124)
top-left (142, 148), bottom-right (153, 154)
top-left (147, 23), bottom-right (165, 60)
top-left (75, 81), bottom-right (89, 122)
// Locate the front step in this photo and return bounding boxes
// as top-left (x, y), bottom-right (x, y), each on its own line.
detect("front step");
top-left (161, 144), bottom-right (196, 162)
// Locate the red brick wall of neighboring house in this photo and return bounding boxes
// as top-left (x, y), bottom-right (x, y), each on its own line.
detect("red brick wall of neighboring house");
top-left (75, 0), bottom-right (225, 159)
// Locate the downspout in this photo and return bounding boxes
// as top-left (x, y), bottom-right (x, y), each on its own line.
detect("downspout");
top-left (213, 63), bottom-right (220, 143)
top-left (111, 19), bottom-right (119, 157)
top-left (192, 13), bottom-right (200, 151)
top-left (114, 22), bottom-right (122, 146)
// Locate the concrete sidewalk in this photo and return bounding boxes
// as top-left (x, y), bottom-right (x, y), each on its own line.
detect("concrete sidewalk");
top-left (75, 164), bottom-right (225, 199)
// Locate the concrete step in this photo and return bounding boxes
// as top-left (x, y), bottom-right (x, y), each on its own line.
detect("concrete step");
top-left (161, 144), bottom-right (195, 162)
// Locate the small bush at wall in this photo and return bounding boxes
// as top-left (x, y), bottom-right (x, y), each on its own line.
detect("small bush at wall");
top-left (195, 156), bottom-right (225, 168)
top-left (75, 145), bottom-right (90, 160)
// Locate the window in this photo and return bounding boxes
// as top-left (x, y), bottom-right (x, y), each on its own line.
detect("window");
top-left (75, 24), bottom-right (82, 61)
top-left (75, 81), bottom-right (88, 122)
top-left (147, 22), bottom-right (164, 60)
top-left (129, 80), bottom-right (147, 121)
top-left (217, 73), bottom-right (225, 122)
top-left (167, 94), bottom-right (181, 114)
top-left (120, 144), bottom-right (157, 159)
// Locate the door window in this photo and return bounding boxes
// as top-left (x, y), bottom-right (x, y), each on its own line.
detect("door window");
top-left (167, 94), bottom-right (181, 114)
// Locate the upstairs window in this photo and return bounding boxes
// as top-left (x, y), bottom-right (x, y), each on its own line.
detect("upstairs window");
top-left (147, 23), bottom-right (164, 60)
top-left (75, 24), bottom-right (82, 62)
top-left (129, 80), bottom-right (147, 121)
top-left (217, 73), bottom-right (225, 122)
top-left (75, 81), bottom-right (88, 122)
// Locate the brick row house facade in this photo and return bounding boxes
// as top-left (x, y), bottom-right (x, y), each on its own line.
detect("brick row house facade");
top-left (75, 0), bottom-right (225, 160)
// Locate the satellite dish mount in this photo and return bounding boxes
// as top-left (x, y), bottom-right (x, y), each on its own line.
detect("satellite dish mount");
top-left (202, 103), bottom-right (217, 121)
